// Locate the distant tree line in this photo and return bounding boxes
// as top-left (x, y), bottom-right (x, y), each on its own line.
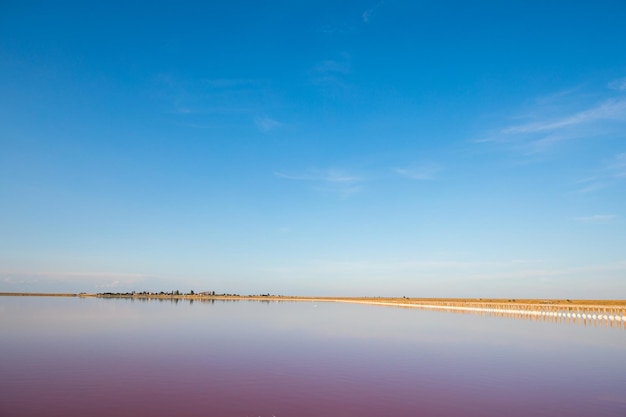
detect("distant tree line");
top-left (97, 290), bottom-right (237, 297)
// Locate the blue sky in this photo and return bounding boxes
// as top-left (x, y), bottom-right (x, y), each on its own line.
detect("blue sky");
top-left (1, 1), bottom-right (626, 298)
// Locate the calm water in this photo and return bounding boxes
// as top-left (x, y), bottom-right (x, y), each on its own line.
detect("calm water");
top-left (1, 297), bottom-right (625, 417)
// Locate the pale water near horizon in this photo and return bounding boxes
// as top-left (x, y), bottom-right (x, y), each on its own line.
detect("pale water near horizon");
top-left (1, 297), bottom-right (625, 417)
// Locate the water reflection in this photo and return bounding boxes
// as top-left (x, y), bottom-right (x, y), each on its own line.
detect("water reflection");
top-left (1, 297), bottom-right (625, 417)
top-left (119, 297), bottom-right (626, 329)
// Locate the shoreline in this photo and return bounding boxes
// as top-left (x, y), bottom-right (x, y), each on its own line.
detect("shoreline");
top-left (1, 292), bottom-right (625, 308)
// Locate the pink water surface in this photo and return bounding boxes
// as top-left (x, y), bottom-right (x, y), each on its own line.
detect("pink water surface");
top-left (1, 297), bottom-right (625, 417)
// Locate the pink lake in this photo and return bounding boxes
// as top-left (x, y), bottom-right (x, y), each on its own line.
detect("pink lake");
top-left (1, 296), bottom-right (625, 417)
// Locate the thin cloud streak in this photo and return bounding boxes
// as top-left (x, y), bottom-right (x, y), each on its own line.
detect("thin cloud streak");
top-left (573, 214), bottom-right (617, 223)
top-left (575, 152), bottom-right (626, 193)
top-left (608, 77), bottom-right (626, 91)
top-left (609, 152), bottom-right (626, 178)
top-left (477, 79), bottom-right (626, 155)
top-left (314, 60), bottom-right (350, 75)
top-left (575, 182), bottom-right (608, 194)
top-left (169, 106), bottom-right (254, 115)
top-left (275, 169), bottom-right (363, 198)
top-left (362, 2), bottom-right (383, 23)
top-left (502, 98), bottom-right (626, 134)
top-left (201, 78), bottom-right (262, 88)
top-left (155, 74), bottom-right (277, 125)
top-left (275, 169), bottom-right (361, 184)
top-left (394, 163), bottom-right (442, 180)
top-left (255, 116), bottom-right (283, 132)
top-left (309, 54), bottom-right (352, 91)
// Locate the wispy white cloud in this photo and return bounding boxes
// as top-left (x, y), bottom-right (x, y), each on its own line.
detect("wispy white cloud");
top-left (317, 22), bottom-right (356, 35)
top-left (503, 98), bottom-right (626, 134)
top-left (477, 79), bottom-right (626, 156)
top-left (608, 152), bottom-right (626, 178)
top-left (275, 169), bottom-right (360, 184)
top-left (309, 54), bottom-right (352, 91)
top-left (574, 152), bottom-right (626, 193)
top-left (608, 76), bottom-right (626, 91)
top-left (275, 168), bottom-right (363, 198)
top-left (177, 122), bottom-right (222, 129)
top-left (154, 74), bottom-right (276, 122)
top-left (201, 78), bottom-right (261, 88)
top-left (531, 85), bottom-right (584, 106)
top-left (394, 163), bottom-right (442, 180)
top-left (169, 106), bottom-right (253, 115)
top-left (319, 184), bottom-right (363, 199)
top-left (575, 181), bottom-right (608, 194)
top-left (573, 214), bottom-right (617, 223)
top-left (362, 2), bottom-right (383, 23)
top-left (314, 60), bottom-right (350, 75)
top-left (255, 116), bottom-right (283, 132)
